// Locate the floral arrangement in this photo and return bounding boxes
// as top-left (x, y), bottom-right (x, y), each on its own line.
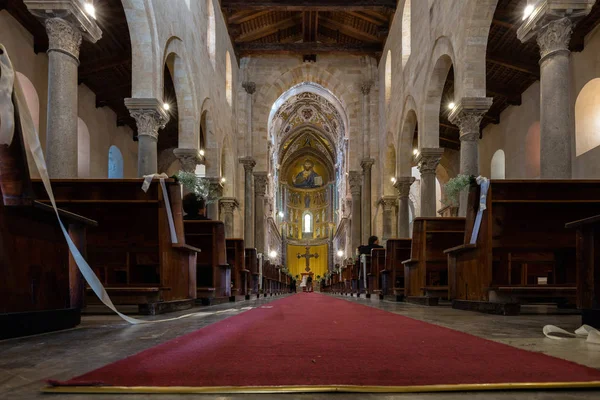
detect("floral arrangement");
top-left (173, 170), bottom-right (220, 204)
top-left (441, 174), bottom-right (475, 207)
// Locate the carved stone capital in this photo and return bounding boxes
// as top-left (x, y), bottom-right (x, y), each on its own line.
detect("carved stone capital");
top-left (254, 172), bottom-right (269, 196)
top-left (44, 18), bottom-right (82, 60)
top-left (173, 148), bottom-right (202, 172)
top-left (348, 171), bottom-right (363, 196)
top-left (360, 80), bottom-right (373, 95)
top-left (129, 110), bottom-right (169, 141)
top-left (239, 157), bottom-right (256, 173)
top-left (206, 177), bottom-right (224, 200)
top-left (220, 197), bottom-right (239, 214)
top-left (394, 176), bottom-right (415, 198)
top-left (379, 196), bottom-right (397, 211)
top-left (242, 81), bottom-right (256, 95)
top-left (416, 148), bottom-right (444, 175)
top-left (537, 17), bottom-right (573, 59)
top-left (448, 97), bottom-right (493, 137)
top-left (360, 158), bottom-right (375, 173)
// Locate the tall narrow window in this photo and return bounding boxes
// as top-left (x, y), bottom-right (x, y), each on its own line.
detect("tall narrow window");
top-left (206, 0), bottom-right (216, 68)
top-left (304, 213), bottom-right (312, 233)
top-left (575, 78), bottom-right (600, 156)
top-left (385, 50), bottom-right (392, 106)
top-left (402, 0), bottom-right (412, 67)
top-left (108, 145), bottom-right (124, 178)
top-left (226, 51), bottom-right (232, 106)
top-left (491, 149), bottom-right (506, 179)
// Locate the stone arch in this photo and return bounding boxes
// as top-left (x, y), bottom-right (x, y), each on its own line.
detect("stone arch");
top-left (162, 37), bottom-right (199, 148)
top-left (221, 135), bottom-right (235, 196)
top-left (77, 118), bottom-right (90, 178)
top-left (402, 0), bottom-right (411, 67)
top-left (525, 121), bottom-right (541, 178)
top-left (200, 98), bottom-right (219, 176)
top-left (108, 145), bottom-right (124, 179)
top-left (575, 78), bottom-right (600, 156)
top-left (397, 95), bottom-right (418, 177)
top-left (491, 149), bottom-right (506, 179)
top-left (15, 72), bottom-right (39, 133)
top-left (206, 0), bottom-right (216, 68)
top-left (421, 36), bottom-right (455, 149)
top-left (385, 50), bottom-right (392, 106)
top-left (121, 0), bottom-right (160, 98)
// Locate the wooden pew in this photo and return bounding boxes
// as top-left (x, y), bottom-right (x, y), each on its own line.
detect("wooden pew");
top-left (226, 238), bottom-right (249, 302)
top-left (0, 104), bottom-right (97, 338)
top-left (566, 215), bottom-right (600, 329)
top-left (369, 248), bottom-right (386, 299)
top-left (385, 239), bottom-right (412, 301)
top-left (445, 180), bottom-right (600, 315)
top-left (342, 264), bottom-right (352, 295)
top-left (245, 248), bottom-right (259, 298)
top-left (184, 220), bottom-right (230, 305)
top-left (33, 179), bottom-right (198, 315)
top-left (403, 217), bottom-right (465, 306)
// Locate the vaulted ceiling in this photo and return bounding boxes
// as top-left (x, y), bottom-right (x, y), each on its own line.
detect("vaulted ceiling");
top-left (220, 0), bottom-right (396, 58)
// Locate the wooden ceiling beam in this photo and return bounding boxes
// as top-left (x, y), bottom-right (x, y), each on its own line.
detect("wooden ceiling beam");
top-left (346, 11), bottom-right (386, 26)
top-left (487, 52), bottom-right (540, 78)
top-left (237, 42), bottom-right (383, 55)
top-left (228, 10), bottom-right (271, 24)
top-left (234, 16), bottom-right (301, 42)
top-left (79, 54), bottom-right (130, 77)
top-left (319, 17), bottom-right (380, 43)
top-left (221, 0), bottom-right (396, 11)
top-left (485, 82), bottom-right (522, 106)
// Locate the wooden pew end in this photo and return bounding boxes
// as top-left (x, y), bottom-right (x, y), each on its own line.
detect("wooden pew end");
top-left (406, 296), bottom-right (440, 307)
top-left (452, 300), bottom-right (521, 316)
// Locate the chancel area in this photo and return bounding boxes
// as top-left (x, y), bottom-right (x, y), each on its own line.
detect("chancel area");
top-left (1, 0), bottom-right (600, 398)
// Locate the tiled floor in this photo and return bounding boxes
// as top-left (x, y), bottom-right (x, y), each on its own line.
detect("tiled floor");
top-left (1, 293), bottom-right (599, 400)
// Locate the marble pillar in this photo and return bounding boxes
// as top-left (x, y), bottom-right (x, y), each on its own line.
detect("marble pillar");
top-left (125, 98), bottom-right (169, 177)
top-left (254, 172), bottom-right (269, 254)
top-left (242, 81), bottom-right (256, 156)
top-left (25, 2), bottom-right (101, 178)
top-left (239, 157), bottom-right (256, 247)
top-left (220, 197), bottom-right (239, 238)
top-left (361, 81), bottom-right (372, 157)
top-left (518, 1), bottom-right (595, 178)
top-left (361, 158), bottom-right (374, 244)
top-left (173, 148), bottom-right (202, 173)
top-left (380, 196), bottom-right (397, 241)
top-left (394, 177), bottom-right (415, 238)
top-left (348, 171), bottom-right (362, 254)
top-left (448, 98), bottom-right (493, 216)
top-left (416, 148), bottom-right (443, 217)
top-left (207, 178), bottom-right (223, 220)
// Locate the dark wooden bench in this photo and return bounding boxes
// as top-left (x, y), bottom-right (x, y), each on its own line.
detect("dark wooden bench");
top-left (445, 180), bottom-right (600, 315)
top-left (184, 220), bottom-right (230, 305)
top-left (385, 238), bottom-right (412, 301)
top-left (402, 217), bottom-right (465, 306)
top-left (245, 248), bottom-right (259, 298)
top-left (226, 238), bottom-right (249, 302)
top-left (369, 248), bottom-right (386, 299)
top-left (0, 88), bottom-right (98, 338)
top-left (566, 215), bottom-right (600, 329)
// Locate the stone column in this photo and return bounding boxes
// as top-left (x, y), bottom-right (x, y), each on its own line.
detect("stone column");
top-left (348, 171), bottom-right (362, 253)
top-left (361, 158), bottom-right (374, 244)
top-left (173, 148), bottom-right (202, 173)
top-left (361, 81), bottom-right (373, 157)
top-left (518, 1), bottom-right (595, 178)
top-left (242, 81), bottom-right (256, 156)
top-left (380, 196), bottom-right (397, 241)
top-left (206, 178), bottom-right (223, 220)
top-left (239, 157), bottom-right (256, 247)
top-left (220, 198), bottom-right (239, 238)
top-left (394, 177), bottom-right (415, 238)
top-left (416, 148), bottom-right (444, 217)
top-left (25, 1), bottom-right (101, 178)
top-left (254, 172), bottom-right (269, 254)
top-left (448, 98), bottom-right (493, 216)
top-left (125, 98), bottom-right (169, 177)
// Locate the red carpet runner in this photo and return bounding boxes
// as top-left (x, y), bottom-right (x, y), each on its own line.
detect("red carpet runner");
top-left (47, 293), bottom-right (600, 394)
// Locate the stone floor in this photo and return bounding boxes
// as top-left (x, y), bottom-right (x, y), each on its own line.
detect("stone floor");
top-left (1, 293), bottom-right (599, 400)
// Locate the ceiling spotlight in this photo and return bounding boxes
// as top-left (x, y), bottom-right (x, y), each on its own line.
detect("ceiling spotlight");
top-left (523, 4), bottom-right (534, 20)
top-left (337, 250), bottom-right (344, 258)
top-left (269, 250), bottom-right (278, 259)
top-left (278, 211), bottom-right (284, 218)
top-left (220, 177), bottom-right (226, 184)
top-left (391, 177), bottom-right (397, 183)
top-left (162, 103), bottom-right (170, 111)
top-left (84, 2), bottom-right (96, 19)
top-left (413, 149), bottom-right (418, 155)
top-left (199, 149), bottom-right (205, 156)
top-left (448, 102), bottom-right (456, 110)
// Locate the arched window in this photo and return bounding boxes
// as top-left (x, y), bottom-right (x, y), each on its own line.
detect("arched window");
top-left (108, 145), bottom-right (124, 178)
top-left (225, 51), bottom-right (232, 106)
top-left (575, 78), bottom-right (600, 156)
top-left (491, 149), bottom-right (506, 179)
top-left (402, 0), bottom-right (412, 67)
top-left (206, 0), bottom-right (216, 68)
top-left (385, 50), bottom-right (392, 106)
top-left (303, 212), bottom-right (313, 233)
top-left (77, 118), bottom-right (90, 178)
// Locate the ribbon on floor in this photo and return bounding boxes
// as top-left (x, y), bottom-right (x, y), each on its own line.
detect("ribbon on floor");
top-left (469, 176), bottom-right (490, 245)
top-left (543, 324), bottom-right (600, 345)
top-left (1, 45), bottom-right (210, 325)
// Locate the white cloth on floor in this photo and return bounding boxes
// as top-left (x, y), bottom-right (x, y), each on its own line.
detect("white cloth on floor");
top-left (543, 324), bottom-right (600, 345)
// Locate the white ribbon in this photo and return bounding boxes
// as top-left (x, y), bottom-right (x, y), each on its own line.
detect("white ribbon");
top-left (543, 324), bottom-right (600, 345)
top-left (142, 173), bottom-right (178, 244)
top-left (469, 176), bottom-right (490, 245)
top-left (2, 45), bottom-right (207, 325)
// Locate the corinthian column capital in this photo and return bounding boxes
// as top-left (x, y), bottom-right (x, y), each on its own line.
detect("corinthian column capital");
top-left (254, 172), bottom-right (269, 196)
top-left (537, 18), bottom-right (573, 58)
top-left (348, 171), bottom-right (362, 195)
top-left (394, 176), bottom-right (415, 198)
top-left (44, 18), bottom-right (83, 60)
top-left (242, 81), bottom-right (256, 95)
top-left (125, 98), bottom-right (169, 141)
top-left (448, 97), bottom-right (493, 138)
top-left (239, 156), bottom-right (256, 172)
top-left (173, 148), bottom-right (203, 172)
top-left (416, 148), bottom-right (444, 175)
